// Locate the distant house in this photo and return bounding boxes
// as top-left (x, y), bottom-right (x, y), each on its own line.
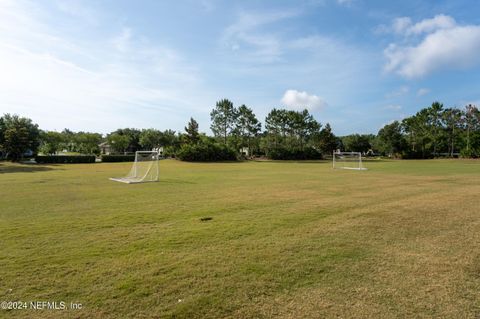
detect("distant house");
top-left (99, 142), bottom-right (112, 155)
top-left (240, 147), bottom-right (249, 157)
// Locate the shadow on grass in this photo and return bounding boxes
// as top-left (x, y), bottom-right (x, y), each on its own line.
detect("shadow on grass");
top-left (0, 163), bottom-right (61, 174)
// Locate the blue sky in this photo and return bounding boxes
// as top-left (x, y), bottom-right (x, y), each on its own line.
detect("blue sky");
top-left (1, 0), bottom-right (480, 135)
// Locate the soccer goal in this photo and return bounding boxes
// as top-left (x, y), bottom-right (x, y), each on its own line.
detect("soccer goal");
top-left (109, 151), bottom-right (159, 184)
top-left (333, 151), bottom-right (367, 170)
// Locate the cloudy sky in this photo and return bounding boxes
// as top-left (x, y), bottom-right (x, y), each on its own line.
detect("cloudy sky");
top-left (1, 0), bottom-right (480, 135)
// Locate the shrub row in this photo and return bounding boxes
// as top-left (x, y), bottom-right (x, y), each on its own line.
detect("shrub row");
top-left (177, 142), bottom-right (237, 162)
top-left (101, 155), bottom-right (136, 162)
top-left (35, 155), bottom-right (96, 163)
top-left (268, 147), bottom-right (323, 160)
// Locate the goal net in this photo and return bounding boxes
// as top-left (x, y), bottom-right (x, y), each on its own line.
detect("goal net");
top-left (109, 151), bottom-right (159, 184)
top-left (333, 151), bottom-right (367, 170)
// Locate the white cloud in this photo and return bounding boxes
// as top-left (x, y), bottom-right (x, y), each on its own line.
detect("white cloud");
top-left (384, 15), bottom-right (480, 78)
top-left (406, 15), bottom-right (456, 36)
top-left (390, 15), bottom-right (456, 36)
top-left (417, 88), bottom-right (430, 96)
top-left (281, 90), bottom-right (327, 111)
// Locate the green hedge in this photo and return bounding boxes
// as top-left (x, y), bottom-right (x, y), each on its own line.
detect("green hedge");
top-left (35, 155), bottom-right (96, 164)
top-left (268, 147), bottom-right (323, 160)
top-left (101, 155), bottom-right (136, 162)
top-left (177, 142), bottom-right (237, 162)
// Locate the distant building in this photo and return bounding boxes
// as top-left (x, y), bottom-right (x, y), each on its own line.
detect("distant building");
top-left (99, 142), bottom-right (112, 155)
top-left (240, 147), bottom-right (249, 157)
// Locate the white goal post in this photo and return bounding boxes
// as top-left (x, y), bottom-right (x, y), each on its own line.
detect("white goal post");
top-left (109, 151), bottom-right (159, 184)
top-left (333, 151), bottom-right (367, 170)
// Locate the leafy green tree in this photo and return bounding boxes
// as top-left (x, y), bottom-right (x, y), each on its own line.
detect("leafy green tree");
top-left (210, 99), bottom-right (237, 144)
top-left (161, 129), bottom-right (179, 148)
top-left (75, 132), bottom-right (102, 155)
top-left (316, 123), bottom-right (337, 154)
top-left (108, 133), bottom-right (130, 154)
top-left (235, 105), bottom-right (261, 153)
top-left (0, 114), bottom-right (40, 161)
top-left (341, 134), bottom-right (372, 153)
top-left (110, 128), bottom-right (141, 152)
top-left (184, 118), bottom-right (200, 145)
top-left (61, 128), bottom-right (76, 152)
top-left (39, 131), bottom-right (65, 155)
top-left (139, 129), bottom-right (164, 150)
top-left (376, 121), bottom-right (405, 157)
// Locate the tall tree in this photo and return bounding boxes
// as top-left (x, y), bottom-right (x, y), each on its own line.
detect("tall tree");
top-left (316, 123), bottom-right (337, 154)
top-left (442, 108), bottom-right (463, 157)
top-left (235, 105), bottom-right (261, 152)
top-left (377, 121), bottom-right (405, 156)
top-left (291, 109), bottom-right (321, 149)
top-left (0, 114), bottom-right (40, 161)
top-left (426, 101), bottom-right (444, 155)
top-left (464, 104), bottom-right (480, 154)
top-left (184, 118), bottom-right (200, 144)
top-left (403, 109), bottom-right (430, 158)
top-left (265, 108), bottom-right (288, 148)
top-left (265, 109), bottom-right (320, 150)
top-left (210, 99), bottom-right (237, 144)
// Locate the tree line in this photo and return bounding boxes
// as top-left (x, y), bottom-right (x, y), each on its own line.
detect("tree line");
top-left (1, 100), bottom-right (479, 161)
top-left (363, 102), bottom-right (480, 158)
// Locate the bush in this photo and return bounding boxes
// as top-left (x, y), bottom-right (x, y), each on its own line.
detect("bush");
top-left (177, 142), bottom-right (237, 162)
top-left (101, 155), bottom-right (136, 162)
top-left (35, 155), bottom-right (95, 164)
top-left (401, 150), bottom-right (433, 159)
top-left (460, 148), bottom-right (479, 158)
top-left (268, 147), bottom-right (322, 160)
top-left (163, 146), bottom-right (177, 158)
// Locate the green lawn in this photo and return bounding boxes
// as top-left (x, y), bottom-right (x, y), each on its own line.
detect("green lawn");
top-left (0, 159), bottom-right (479, 318)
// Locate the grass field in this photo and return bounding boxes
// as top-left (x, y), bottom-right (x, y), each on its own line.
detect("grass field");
top-left (1, 159), bottom-right (479, 318)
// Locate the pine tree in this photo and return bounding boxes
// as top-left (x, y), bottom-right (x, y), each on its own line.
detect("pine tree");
top-left (210, 99), bottom-right (237, 144)
top-left (184, 117), bottom-right (200, 144)
top-left (235, 105), bottom-right (261, 153)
